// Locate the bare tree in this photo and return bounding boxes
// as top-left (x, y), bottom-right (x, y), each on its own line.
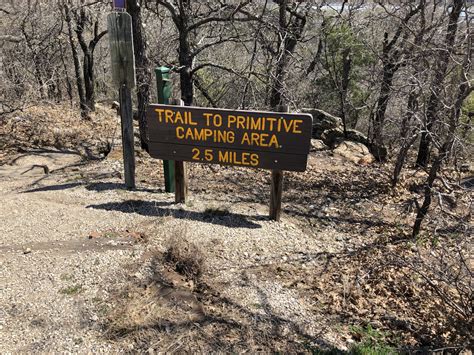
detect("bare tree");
top-left (369, 1), bottom-right (423, 161)
top-left (62, 0), bottom-right (87, 114)
top-left (74, 0), bottom-right (108, 115)
top-left (415, 0), bottom-right (465, 168)
top-left (412, 0), bottom-right (471, 236)
top-left (145, 0), bottom-right (252, 106)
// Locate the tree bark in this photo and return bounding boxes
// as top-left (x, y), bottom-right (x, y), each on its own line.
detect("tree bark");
top-left (178, 31), bottom-right (194, 106)
top-left (63, 1), bottom-right (86, 113)
top-left (416, 0), bottom-right (463, 167)
top-left (339, 47), bottom-right (352, 137)
top-left (75, 7), bottom-right (107, 116)
top-left (127, 0), bottom-right (151, 149)
top-left (413, 49), bottom-right (471, 237)
top-left (370, 4), bottom-right (422, 161)
top-left (392, 88), bottom-right (419, 187)
top-left (269, 0), bottom-right (307, 109)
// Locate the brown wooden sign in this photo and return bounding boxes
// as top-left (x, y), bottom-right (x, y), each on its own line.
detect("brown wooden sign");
top-left (146, 104), bottom-right (313, 171)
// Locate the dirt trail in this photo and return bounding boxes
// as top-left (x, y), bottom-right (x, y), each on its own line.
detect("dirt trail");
top-left (0, 149), bottom-right (343, 352)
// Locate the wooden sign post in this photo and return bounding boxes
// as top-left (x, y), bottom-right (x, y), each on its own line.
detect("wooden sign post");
top-left (107, 11), bottom-right (136, 189)
top-left (270, 105), bottom-right (289, 221)
top-left (169, 99), bottom-right (188, 203)
top-left (145, 104), bottom-right (313, 219)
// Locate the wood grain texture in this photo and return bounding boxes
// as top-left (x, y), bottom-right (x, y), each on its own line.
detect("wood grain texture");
top-left (147, 142), bottom-right (308, 172)
top-left (145, 104), bottom-right (313, 171)
top-left (270, 170), bottom-right (283, 221)
top-left (107, 12), bottom-right (136, 88)
top-left (170, 99), bottom-right (187, 203)
top-left (269, 105), bottom-right (288, 222)
top-left (120, 85), bottom-right (136, 189)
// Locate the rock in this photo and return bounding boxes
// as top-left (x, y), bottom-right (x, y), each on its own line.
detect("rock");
top-left (322, 128), bottom-right (388, 161)
top-left (111, 101), bottom-right (120, 110)
top-left (333, 141), bottom-right (375, 165)
top-left (321, 128), bottom-right (345, 147)
top-left (322, 128), bottom-right (367, 148)
top-left (310, 139), bottom-right (328, 152)
top-left (88, 231), bottom-right (100, 239)
top-left (302, 109), bottom-right (343, 138)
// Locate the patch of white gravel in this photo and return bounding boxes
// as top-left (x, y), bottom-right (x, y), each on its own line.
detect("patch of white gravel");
top-left (0, 151), bottom-right (340, 352)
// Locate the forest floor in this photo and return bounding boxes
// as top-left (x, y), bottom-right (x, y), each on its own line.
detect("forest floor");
top-left (0, 104), bottom-right (472, 353)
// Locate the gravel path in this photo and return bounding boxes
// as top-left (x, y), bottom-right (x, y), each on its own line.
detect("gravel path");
top-left (0, 149), bottom-right (341, 352)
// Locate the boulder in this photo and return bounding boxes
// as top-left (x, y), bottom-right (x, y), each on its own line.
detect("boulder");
top-left (333, 141), bottom-right (375, 165)
top-left (322, 128), bottom-right (388, 161)
top-left (321, 128), bottom-right (368, 148)
top-left (310, 139), bottom-right (328, 152)
top-left (302, 108), bottom-right (343, 138)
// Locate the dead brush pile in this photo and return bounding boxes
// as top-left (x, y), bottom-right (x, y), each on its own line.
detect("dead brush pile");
top-left (162, 234), bottom-right (206, 282)
top-left (102, 233), bottom-right (207, 347)
top-left (0, 103), bottom-right (118, 158)
top-left (260, 232), bottom-right (473, 351)
top-left (101, 233), bottom-right (314, 353)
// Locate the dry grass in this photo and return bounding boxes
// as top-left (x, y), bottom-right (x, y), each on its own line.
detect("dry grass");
top-left (162, 229), bottom-right (206, 282)
top-left (1, 103), bottom-right (118, 158)
top-left (101, 231), bottom-right (323, 353)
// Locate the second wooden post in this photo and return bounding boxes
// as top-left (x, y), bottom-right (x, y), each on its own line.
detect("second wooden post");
top-left (269, 105), bottom-right (289, 221)
top-left (169, 98), bottom-right (188, 203)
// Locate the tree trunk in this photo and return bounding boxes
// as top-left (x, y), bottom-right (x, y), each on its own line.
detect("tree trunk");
top-left (269, 0), bottom-right (306, 110)
top-left (371, 66), bottom-right (395, 154)
top-left (340, 47), bottom-right (352, 137)
top-left (127, 0), bottom-right (151, 149)
top-left (413, 56), bottom-right (471, 237)
top-left (369, 1), bottom-right (424, 161)
top-left (416, 0), bottom-right (463, 167)
top-left (83, 50), bottom-right (95, 113)
top-left (64, 1), bottom-right (86, 113)
top-left (75, 7), bottom-right (107, 116)
top-left (178, 31), bottom-right (194, 106)
top-left (269, 0), bottom-right (288, 109)
top-left (392, 88), bottom-right (419, 187)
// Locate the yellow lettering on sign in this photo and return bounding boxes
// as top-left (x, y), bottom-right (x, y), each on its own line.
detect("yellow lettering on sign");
top-left (269, 134), bottom-right (279, 147)
top-left (241, 132), bottom-right (279, 148)
top-left (267, 117), bottom-right (277, 131)
top-left (228, 115), bottom-right (237, 128)
top-left (292, 119), bottom-right (303, 134)
top-left (176, 126), bottom-right (185, 139)
top-left (219, 150), bottom-right (230, 163)
top-left (155, 108), bottom-right (165, 122)
top-left (203, 113), bottom-right (212, 126)
top-left (250, 153), bottom-right (259, 166)
top-left (237, 115), bottom-right (246, 129)
top-left (174, 111), bottom-right (184, 124)
top-left (165, 109), bottom-right (174, 123)
top-left (241, 132), bottom-right (250, 145)
top-left (250, 116), bottom-right (262, 131)
top-left (177, 127), bottom-right (236, 143)
top-left (194, 128), bottom-right (205, 141)
top-left (251, 133), bottom-right (262, 146)
top-left (217, 150), bottom-right (259, 167)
